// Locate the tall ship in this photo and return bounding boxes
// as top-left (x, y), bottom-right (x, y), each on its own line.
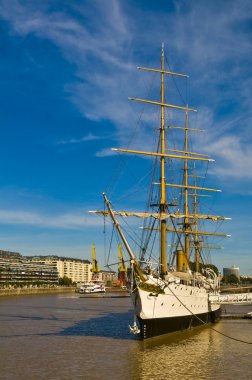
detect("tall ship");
top-left (91, 45), bottom-right (230, 339)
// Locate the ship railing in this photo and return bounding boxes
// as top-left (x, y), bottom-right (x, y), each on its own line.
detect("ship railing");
top-left (209, 292), bottom-right (252, 304)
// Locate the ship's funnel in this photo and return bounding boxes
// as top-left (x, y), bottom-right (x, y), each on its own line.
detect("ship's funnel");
top-left (176, 250), bottom-right (188, 272)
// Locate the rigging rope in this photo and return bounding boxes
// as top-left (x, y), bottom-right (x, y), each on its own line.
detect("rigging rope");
top-left (166, 283), bottom-right (252, 345)
top-left (105, 68), bottom-right (156, 197)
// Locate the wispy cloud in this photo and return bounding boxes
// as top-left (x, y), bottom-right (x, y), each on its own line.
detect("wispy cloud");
top-left (205, 136), bottom-right (252, 179)
top-left (95, 148), bottom-right (115, 158)
top-left (0, 1), bottom-right (252, 272)
top-left (1, 0), bottom-right (252, 187)
top-left (57, 133), bottom-right (104, 145)
top-left (0, 209), bottom-right (103, 230)
top-left (0, 0), bottom-right (137, 137)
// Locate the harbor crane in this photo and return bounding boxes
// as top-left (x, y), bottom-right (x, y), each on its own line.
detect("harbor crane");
top-left (91, 244), bottom-right (100, 274)
top-left (118, 243), bottom-right (127, 286)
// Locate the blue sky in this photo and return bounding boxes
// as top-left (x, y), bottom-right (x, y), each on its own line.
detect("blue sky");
top-left (0, 0), bottom-right (252, 275)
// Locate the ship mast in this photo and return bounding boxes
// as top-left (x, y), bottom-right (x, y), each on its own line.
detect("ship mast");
top-left (160, 44), bottom-right (167, 276)
top-left (192, 165), bottom-right (200, 272)
top-left (90, 45), bottom-right (231, 282)
top-left (183, 111), bottom-right (190, 270)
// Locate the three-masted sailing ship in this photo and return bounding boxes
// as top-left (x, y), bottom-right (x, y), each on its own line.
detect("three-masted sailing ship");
top-left (91, 45), bottom-right (230, 339)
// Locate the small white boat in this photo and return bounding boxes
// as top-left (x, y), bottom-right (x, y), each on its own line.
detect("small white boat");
top-left (79, 282), bottom-right (106, 294)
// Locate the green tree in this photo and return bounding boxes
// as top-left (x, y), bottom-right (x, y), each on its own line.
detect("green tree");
top-left (204, 264), bottom-right (219, 276)
top-left (189, 261), bottom-right (219, 276)
top-left (221, 274), bottom-right (239, 284)
top-left (227, 274), bottom-right (239, 284)
top-left (59, 276), bottom-right (73, 286)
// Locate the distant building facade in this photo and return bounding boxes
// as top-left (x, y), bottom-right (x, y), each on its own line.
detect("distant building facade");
top-left (223, 265), bottom-right (240, 281)
top-left (58, 258), bottom-right (92, 284)
top-left (28, 256), bottom-right (92, 284)
top-left (0, 252), bottom-right (58, 287)
top-left (92, 270), bottom-right (116, 284)
top-left (0, 250), bottom-right (92, 287)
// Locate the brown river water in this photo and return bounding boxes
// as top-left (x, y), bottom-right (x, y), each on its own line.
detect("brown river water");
top-left (0, 293), bottom-right (251, 380)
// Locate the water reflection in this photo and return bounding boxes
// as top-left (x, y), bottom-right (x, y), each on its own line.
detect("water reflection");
top-left (136, 321), bottom-right (252, 380)
top-left (0, 294), bottom-right (251, 380)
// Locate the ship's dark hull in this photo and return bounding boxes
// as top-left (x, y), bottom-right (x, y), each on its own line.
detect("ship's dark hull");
top-left (137, 307), bottom-right (221, 339)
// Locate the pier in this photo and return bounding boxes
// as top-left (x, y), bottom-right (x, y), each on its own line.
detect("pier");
top-left (210, 292), bottom-right (252, 304)
top-left (221, 313), bottom-right (252, 320)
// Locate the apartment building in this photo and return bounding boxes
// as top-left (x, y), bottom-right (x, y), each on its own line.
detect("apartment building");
top-left (58, 258), bottom-right (92, 284)
top-left (0, 252), bottom-right (58, 287)
top-left (0, 251), bottom-right (92, 286)
top-left (29, 256), bottom-right (92, 284)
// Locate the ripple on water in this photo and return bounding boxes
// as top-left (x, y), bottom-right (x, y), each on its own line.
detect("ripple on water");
top-left (0, 294), bottom-right (251, 380)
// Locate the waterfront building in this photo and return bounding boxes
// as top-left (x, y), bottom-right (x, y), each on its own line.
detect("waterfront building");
top-left (92, 269), bottom-right (116, 285)
top-left (0, 253), bottom-right (59, 287)
top-left (57, 257), bottom-right (92, 284)
top-left (28, 256), bottom-right (92, 284)
top-left (0, 250), bottom-right (92, 286)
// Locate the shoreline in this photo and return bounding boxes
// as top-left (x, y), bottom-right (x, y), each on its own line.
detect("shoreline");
top-left (0, 287), bottom-right (76, 297)
top-left (0, 286), bottom-right (127, 297)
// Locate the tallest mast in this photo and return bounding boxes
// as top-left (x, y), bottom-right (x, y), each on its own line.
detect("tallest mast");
top-left (160, 43), bottom-right (167, 276)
